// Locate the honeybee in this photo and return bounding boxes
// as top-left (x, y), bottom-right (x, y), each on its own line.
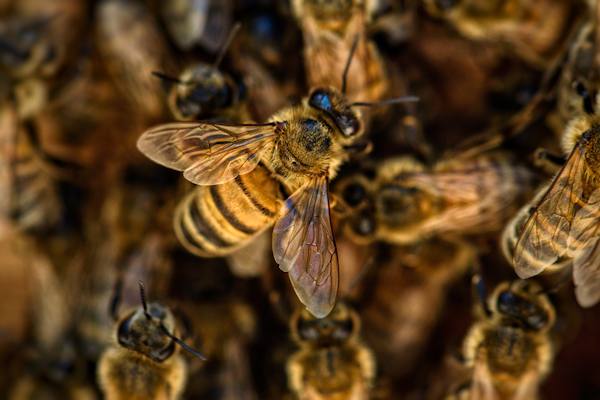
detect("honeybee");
top-left (153, 24), bottom-right (248, 122)
top-left (136, 47), bottom-right (414, 317)
top-left (512, 82), bottom-right (600, 307)
top-left (334, 152), bottom-right (535, 246)
top-left (361, 239), bottom-right (475, 378)
top-left (0, 102), bottom-right (61, 232)
top-left (292, 0), bottom-right (389, 103)
top-left (160, 0), bottom-right (233, 52)
top-left (98, 282), bottom-right (205, 400)
top-left (422, 0), bottom-right (575, 68)
top-left (287, 302), bottom-right (376, 400)
top-left (96, 0), bottom-right (171, 119)
top-left (457, 279), bottom-right (557, 400)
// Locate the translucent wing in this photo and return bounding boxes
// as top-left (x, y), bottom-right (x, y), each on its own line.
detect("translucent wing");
top-left (469, 362), bottom-right (499, 400)
top-left (514, 139), bottom-right (591, 279)
top-left (272, 176), bottom-right (339, 318)
top-left (137, 122), bottom-right (278, 185)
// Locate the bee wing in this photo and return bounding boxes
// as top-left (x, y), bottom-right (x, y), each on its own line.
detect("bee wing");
top-left (137, 122), bottom-right (278, 185)
top-left (513, 370), bottom-right (542, 400)
top-left (514, 140), bottom-right (591, 278)
top-left (469, 362), bottom-right (499, 400)
top-left (564, 184), bottom-right (600, 307)
top-left (272, 176), bottom-right (339, 318)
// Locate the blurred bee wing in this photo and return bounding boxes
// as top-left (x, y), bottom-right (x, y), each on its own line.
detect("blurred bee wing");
top-left (514, 140), bottom-right (591, 278)
top-left (513, 370), bottom-right (542, 400)
top-left (571, 237), bottom-right (600, 307)
top-left (272, 176), bottom-right (339, 318)
top-left (137, 122), bottom-right (278, 185)
top-left (469, 362), bottom-right (499, 400)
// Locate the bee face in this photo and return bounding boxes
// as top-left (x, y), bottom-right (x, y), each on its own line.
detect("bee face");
top-left (292, 303), bottom-right (358, 347)
top-left (308, 87), bottom-right (362, 138)
top-left (117, 304), bottom-right (176, 363)
top-left (173, 64), bottom-right (235, 120)
top-left (490, 282), bottom-right (554, 332)
top-left (376, 184), bottom-right (427, 226)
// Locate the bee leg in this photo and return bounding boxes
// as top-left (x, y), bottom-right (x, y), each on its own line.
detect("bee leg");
top-left (532, 147), bottom-right (565, 176)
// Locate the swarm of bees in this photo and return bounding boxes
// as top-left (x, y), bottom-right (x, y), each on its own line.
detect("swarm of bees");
top-left (2, 0), bottom-right (600, 399)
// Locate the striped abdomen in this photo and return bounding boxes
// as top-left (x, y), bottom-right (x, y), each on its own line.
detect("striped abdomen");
top-left (174, 164), bottom-right (281, 257)
top-left (0, 106), bottom-right (60, 231)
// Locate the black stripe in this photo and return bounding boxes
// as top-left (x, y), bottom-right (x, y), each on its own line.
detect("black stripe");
top-left (234, 175), bottom-right (276, 217)
top-left (178, 217), bottom-right (209, 252)
top-left (209, 186), bottom-right (256, 234)
top-left (188, 198), bottom-right (233, 247)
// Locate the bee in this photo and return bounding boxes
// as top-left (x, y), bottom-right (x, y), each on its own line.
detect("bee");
top-left (0, 102), bottom-right (61, 232)
top-left (95, 0), bottom-right (171, 119)
top-left (98, 282), bottom-right (205, 400)
top-left (423, 0), bottom-right (575, 68)
top-left (160, 0), bottom-right (233, 52)
top-left (457, 279), bottom-right (557, 400)
top-left (334, 152), bottom-right (535, 246)
top-left (361, 238), bottom-right (475, 378)
top-left (137, 44), bottom-right (415, 317)
top-left (153, 24), bottom-right (248, 122)
top-left (287, 302), bottom-right (376, 400)
top-left (292, 0), bottom-right (389, 103)
top-left (512, 81), bottom-right (600, 307)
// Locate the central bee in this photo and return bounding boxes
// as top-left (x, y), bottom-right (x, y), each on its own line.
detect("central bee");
top-left (137, 46), bottom-right (411, 318)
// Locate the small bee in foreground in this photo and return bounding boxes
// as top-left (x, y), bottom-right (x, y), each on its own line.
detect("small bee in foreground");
top-left (98, 282), bottom-right (205, 400)
top-left (137, 40), bottom-right (417, 317)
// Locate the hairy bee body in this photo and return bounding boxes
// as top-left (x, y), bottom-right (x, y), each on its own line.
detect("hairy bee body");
top-left (99, 347), bottom-right (187, 400)
top-left (98, 297), bottom-right (194, 400)
top-left (287, 303), bottom-right (375, 400)
top-left (336, 153), bottom-right (535, 245)
top-left (459, 281), bottom-right (556, 400)
top-left (174, 163), bottom-right (280, 256)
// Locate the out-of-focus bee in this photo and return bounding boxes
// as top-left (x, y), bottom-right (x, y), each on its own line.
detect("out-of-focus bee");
top-left (334, 152), bottom-right (535, 246)
top-left (98, 282), bottom-right (205, 400)
top-left (160, 0), bottom-right (233, 52)
top-left (423, 0), bottom-right (575, 68)
top-left (454, 279), bottom-right (557, 400)
top-left (0, 102), bottom-right (61, 232)
top-left (292, 0), bottom-right (389, 103)
top-left (96, 0), bottom-right (171, 119)
top-left (137, 46), bottom-right (416, 317)
top-left (287, 302), bottom-right (376, 400)
top-left (361, 239), bottom-right (475, 378)
top-left (153, 24), bottom-right (249, 122)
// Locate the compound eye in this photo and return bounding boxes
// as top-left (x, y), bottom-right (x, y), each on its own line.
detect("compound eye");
top-left (309, 89), bottom-right (333, 112)
top-left (342, 182), bottom-right (367, 207)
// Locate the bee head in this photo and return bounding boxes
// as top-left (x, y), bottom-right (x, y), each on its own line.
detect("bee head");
top-left (291, 302), bottom-right (359, 347)
top-left (375, 184), bottom-right (428, 227)
top-left (117, 302), bottom-right (177, 363)
top-left (170, 64), bottom-right (236, 120)
top-left (116, 282), bottom-right (206, 363)
top-left (491, 281), bottom-right (555, 331)
top-left (308, 87), bottom-right (362, 138)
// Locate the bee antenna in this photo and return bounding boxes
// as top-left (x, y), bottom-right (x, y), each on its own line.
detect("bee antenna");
top-left (138, 281), bottom-right (151, 320)
top-left (151, 71), bottom-right (192, 86)
top-left (574, 81), bottom-right (595, 114)
top-left (341, 35), bottom-right (359, 95)
top-left (350, 96), bottom-right (420, 108)
top-left (213, 22), bottom-right (241, 69)
top-left (159, 323), bottom-right (207, 361)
